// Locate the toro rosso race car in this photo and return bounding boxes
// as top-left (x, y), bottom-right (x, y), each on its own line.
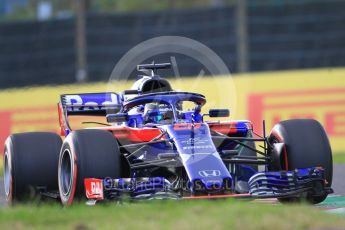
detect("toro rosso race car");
top-left (3, 63), bottom-right (333, 205)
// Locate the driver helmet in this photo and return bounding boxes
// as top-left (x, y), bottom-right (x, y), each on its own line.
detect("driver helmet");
top-left (144, 103), bottom-right (163, 123)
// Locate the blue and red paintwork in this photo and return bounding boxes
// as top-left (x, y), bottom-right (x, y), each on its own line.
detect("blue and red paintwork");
top-left (58, 91), bottom-right (330, 201)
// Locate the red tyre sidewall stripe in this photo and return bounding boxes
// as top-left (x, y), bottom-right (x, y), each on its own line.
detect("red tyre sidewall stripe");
top-left (4, 138), bottom-right (13, 202)
top-left (271, 129), bottom-right (289, 171)
top-left (66, 135), bottom-right (78, 206)
top-left (60, 134), bottom-right (78, 206)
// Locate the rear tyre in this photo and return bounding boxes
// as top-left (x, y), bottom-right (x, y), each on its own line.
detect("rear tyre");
top-left (3, 132), bottom-right (62, 203)
top-left (268, 119), bottom-right (332, 204)
top-left (58, 129), bottom-right (121, 206)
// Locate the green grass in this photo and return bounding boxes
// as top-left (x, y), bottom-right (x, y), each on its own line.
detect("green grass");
top-left (333, 153), bottom-right (345, 164)
top-left (0, 200), bottom-right (344, 230)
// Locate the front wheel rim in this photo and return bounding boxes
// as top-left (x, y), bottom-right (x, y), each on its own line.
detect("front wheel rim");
top-left (4, 152), bottom-right (10, 197)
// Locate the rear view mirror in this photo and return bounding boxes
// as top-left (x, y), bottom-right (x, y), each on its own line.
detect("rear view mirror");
top-left (106, 113), bottom-right (128, 123)
top-left (208, 109), bottom-right (230, 118)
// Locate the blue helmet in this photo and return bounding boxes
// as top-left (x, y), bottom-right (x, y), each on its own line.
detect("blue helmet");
top-left (144, 103), bottom-right (164, 123)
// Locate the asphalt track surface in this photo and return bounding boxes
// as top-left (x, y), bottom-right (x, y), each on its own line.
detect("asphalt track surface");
top-left (0, 165), bottom-right (344, 208)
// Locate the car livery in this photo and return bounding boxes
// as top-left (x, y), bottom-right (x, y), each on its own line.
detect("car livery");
top-left (3, 63), bottom-right (333, 205)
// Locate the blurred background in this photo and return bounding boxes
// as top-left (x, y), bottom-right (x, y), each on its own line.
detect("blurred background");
top-left (0, 0), bottom-right (344, 85)
top-left (0, 0), bottom-right (344, 153)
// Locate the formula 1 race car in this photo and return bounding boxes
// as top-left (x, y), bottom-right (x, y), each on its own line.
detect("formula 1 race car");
top-left (3, 63), bottom-right (333, 205)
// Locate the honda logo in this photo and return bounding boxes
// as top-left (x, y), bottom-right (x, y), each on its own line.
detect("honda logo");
top-left (198, 170), bottom-right (221, 177)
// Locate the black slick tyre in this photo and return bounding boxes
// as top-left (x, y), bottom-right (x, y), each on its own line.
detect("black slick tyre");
top-left (3, 132), bottom-right (62, 203)
top-left (269, 119), bottom-right (332, 204)
top-left (58, 129), bottom-right (121, 206)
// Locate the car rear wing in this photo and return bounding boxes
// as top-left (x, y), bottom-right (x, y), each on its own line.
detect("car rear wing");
top-left (60, 93), bottom-right (121, 115)
top-left (58, 92), bottom-right (122, 136)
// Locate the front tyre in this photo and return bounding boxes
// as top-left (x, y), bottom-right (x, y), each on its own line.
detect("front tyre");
top-left (58, 130), bottom-right (122, 206)
top-left (269, 119), bottom-right (332, 204)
